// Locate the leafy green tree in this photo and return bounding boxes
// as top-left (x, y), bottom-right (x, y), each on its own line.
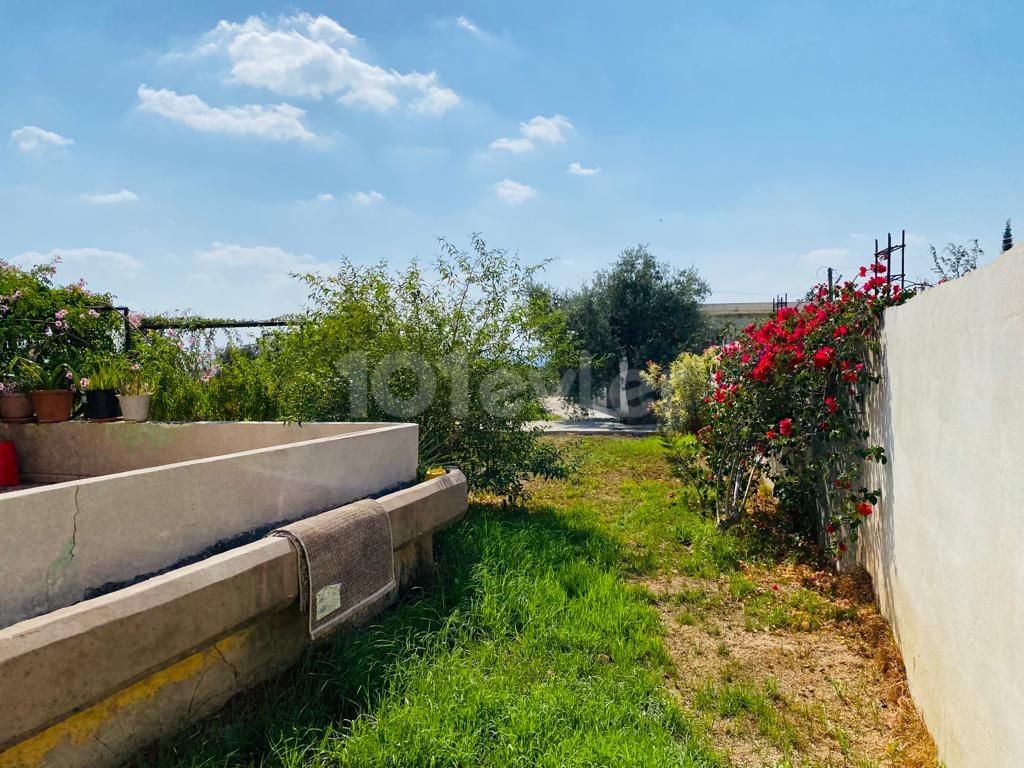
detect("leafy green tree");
top-left (260, 235), bottom-right (573, 498)
top-left (557, 245), bottom-right (710, 391)
top-left (1003, 220), bottom-right (1014, 253)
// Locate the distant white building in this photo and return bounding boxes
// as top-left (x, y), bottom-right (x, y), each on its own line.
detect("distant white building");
top-left (700, 302), bottom-right (774, 335)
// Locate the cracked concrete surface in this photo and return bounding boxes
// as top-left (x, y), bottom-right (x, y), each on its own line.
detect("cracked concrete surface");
top-left (44, 486), bottom-right (82, 610)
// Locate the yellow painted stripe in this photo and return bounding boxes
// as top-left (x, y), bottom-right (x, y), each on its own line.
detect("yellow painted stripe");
top-left (0, 628), bottom-right (251, 768)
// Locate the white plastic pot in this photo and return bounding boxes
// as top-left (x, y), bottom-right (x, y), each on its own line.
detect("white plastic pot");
top-left (117, 394), bottom-right (152, 422)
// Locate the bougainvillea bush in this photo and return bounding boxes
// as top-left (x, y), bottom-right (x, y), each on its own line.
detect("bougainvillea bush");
top-left (0, 258), bottom-right (124, 390)
top-left (646, 258), bottom-right (912, 555)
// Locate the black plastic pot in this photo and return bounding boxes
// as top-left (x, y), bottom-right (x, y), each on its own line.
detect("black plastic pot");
top-left (85, 389), bottom-right (121, 421)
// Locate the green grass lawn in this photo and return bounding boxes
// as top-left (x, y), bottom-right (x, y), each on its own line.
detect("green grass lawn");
top-left (131, 436), bottom-right (933, 768)
top-left (134, 436), bottom-right (736, 767)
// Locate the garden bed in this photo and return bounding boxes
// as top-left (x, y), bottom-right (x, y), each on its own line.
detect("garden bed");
top-left (0, 421), bottom-right (417, 629)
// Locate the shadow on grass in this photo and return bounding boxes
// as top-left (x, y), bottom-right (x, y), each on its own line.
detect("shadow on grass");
top-left (129, 501), bottom-right (722, 767)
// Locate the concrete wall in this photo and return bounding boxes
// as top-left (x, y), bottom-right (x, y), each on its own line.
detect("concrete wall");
top-left (0, 423), bottom-right (418, 628)
top-left (0, 421), bottom-right (394, 483)
top-left (700, 302), bottom-right (774, 337)
top-left (0, 471), bottom-right (468, 768)
top-left (855, 244), bottom-right (1024, 768)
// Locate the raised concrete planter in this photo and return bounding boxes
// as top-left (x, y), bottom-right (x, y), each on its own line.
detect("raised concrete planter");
top-left (0, 422), bottom-right (417, 628)
top-left (0, 469), bottom-right (468, 768)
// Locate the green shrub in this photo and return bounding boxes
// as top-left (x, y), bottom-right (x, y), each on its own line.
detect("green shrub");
top-left (643, 349), bottom-right (716, 433)
top-left (256, 235), bottom-right (573, 498)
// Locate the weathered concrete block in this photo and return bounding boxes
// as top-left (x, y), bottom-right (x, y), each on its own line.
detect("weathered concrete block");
top-left (0, 423), bottom-right (417, 628)
top-left (0, 470), bottom-right (468, 768)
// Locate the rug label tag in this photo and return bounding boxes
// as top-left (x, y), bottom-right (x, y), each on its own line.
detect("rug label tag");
top-left (315, 584), bottom-right (342, 620)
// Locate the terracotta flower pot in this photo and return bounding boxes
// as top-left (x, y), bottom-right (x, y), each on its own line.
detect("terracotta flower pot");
top-left (117, 394), bottom-right (151, 422)
top-left (30, 389), bottom-right (74, 424)
top-left (0, 393), bottom-right (34, 423)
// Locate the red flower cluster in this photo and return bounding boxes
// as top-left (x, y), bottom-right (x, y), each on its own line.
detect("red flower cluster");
top-left (812, 346), bottom-right (836, 368)
top-left (692, 252), bottom-right (910, 555)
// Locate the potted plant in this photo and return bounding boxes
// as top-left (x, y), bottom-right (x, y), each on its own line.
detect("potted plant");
top-left (118, 364), bottom-right (154, 422)
top-left (81, 358), bottom-right (124, 421)
top-left (22, 361), bottom-right (77, 423)
top-left (1, 360), bottom-right (35, 423)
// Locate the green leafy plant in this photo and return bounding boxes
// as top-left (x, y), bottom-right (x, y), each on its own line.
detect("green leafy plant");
top-left (1, 357), bottom-right (36, 394)
top-left (642, 348), bottom-right (716, 432)
top-left (119, 363), bottom-right (155, 396)
top-left (263, 234), bottom-right (574, 498)
top-left (18, 359), bottom-right (77, 391)
top-left (81, 356), bottom-right (126, 391)
top-left (0, 257), bottom-right (124, 376)
top-left (931, 239), bottom-right (982, 281)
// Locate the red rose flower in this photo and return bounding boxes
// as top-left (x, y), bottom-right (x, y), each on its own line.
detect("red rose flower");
top-left (824, 396), bottom-right (838, 413)
top-left (825, 523), bottom-right (836, 534)
top-left (778, 418), bottom-right (793, 436)
top-left (833, 325), bottom-right (849, 338)
top-left (765, 429), bottom-right (778, 440)
top-left (812, 346), bottom-right (836, 368)
top-left (856, 501), bottom-right (873, 517)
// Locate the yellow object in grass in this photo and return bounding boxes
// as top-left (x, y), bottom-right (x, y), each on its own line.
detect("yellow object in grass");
top-left (425, 467), bottom-right (447, 481)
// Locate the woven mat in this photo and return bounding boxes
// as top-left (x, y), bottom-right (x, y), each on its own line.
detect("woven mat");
top-left (271, 498), bottom-right (395, 639)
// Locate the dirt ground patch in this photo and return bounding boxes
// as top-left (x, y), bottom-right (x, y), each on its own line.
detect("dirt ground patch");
top-left (646, 567), bottom-right (940, 768)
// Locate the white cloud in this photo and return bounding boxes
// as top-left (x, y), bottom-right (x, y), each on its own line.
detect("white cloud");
top-left (187, 13), bottom-right (459, 115)
top-left (488, 137), bottom-right (534, 154)
top-left (521, 115), bottom-right (572, 144)
top-left (494, 179), bottom-right (536, 204)
top-left (489, 114), bottom-right (573, 153)
top-left (315, 192), bottom-right (335, 202)
top-left (10, 126), bottom-right (73, 152)
top-left (82, 188), bottom-right (139, 204)
top-left (800, 247), bottom-right (849, 268)
top-left (567, 161), bottom-right (599, 176)
top-left (350, 190), bottom-right (385, 205)
top-left (455, 16), bottom-right (484, 36)
top-left (137, 85), bottom-right (314, 141)
top-left (412, 86), bottom-right (462, 116)
top-left (13, 248), bottom-right (141, 272)
top-left (195, 242), bottom-right (319, 272)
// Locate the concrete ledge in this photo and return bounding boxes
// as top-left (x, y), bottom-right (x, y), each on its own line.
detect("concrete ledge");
top-left (0, 470), bottom-right (468, 759)
top-left (1, 423), bottom-right (418, 627)
top-left (0, 421), bottom-right (396, 481)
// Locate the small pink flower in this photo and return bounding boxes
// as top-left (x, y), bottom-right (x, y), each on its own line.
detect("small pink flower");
top-left (55, 309), bottom-right (69, 320)
top-left (79, 377), bottom-right (90, 389)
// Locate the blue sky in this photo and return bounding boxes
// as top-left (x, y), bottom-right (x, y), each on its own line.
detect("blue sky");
top-left (2, 1), bottom-right (1021, 317)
